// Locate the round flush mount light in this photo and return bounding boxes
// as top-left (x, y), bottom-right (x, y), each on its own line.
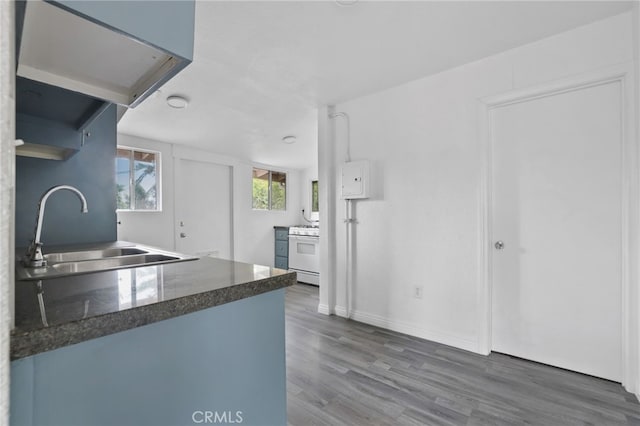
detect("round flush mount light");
top-left (282, 135), bottom-right (297, 144)
top-left (166, 95), bottom-right (189, 109)
top-left (335, 0), bottom-right (358, 6)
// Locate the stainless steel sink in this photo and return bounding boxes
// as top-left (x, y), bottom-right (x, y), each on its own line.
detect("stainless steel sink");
top-left (51, 254), bottom-right (181, 274)
top-left (16, 244), bottom-right (197, 281)
top-left (44, 248), bottom-right (148, 263)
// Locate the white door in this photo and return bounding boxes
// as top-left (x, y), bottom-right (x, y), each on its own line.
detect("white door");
top-left (491, 81), bottom-right (622, 381)
top-left (175, 159), bottom-right (232, 259)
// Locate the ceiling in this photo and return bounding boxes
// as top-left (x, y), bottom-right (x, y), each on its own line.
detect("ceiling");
top-left (117, 0), bottom-right (633, 170)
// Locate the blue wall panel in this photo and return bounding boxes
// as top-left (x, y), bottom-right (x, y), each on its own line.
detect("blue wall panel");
top-left (11, 289), bottom-right (288, 426)
top-left (15, 105), bottom-right (117, 248)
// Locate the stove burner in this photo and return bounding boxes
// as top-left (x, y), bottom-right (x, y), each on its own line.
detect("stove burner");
top-left (289, 225), bottom-right (319, 237)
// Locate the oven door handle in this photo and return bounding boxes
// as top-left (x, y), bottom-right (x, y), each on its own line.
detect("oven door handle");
top-left (288, 235), bottom-right (319, 242)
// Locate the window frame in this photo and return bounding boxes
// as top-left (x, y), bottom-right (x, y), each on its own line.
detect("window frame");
top-left (116, 146), bottom-right (162, 212)
top-left (252, 167), bottom-right (287, 211)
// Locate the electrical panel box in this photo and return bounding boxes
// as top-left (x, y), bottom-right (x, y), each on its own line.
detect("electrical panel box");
top-left (341, 160), bottom-right (370, 199)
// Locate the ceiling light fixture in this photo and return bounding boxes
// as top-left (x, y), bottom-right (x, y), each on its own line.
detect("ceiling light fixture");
top-left (335, 0), bottom-right (358, 6)
top-left (282, 135), bottom-right (297, 144)
top-left (166, 95), bottom-right (189, 109)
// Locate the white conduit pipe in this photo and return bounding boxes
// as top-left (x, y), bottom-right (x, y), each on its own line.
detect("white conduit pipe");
top-left (345, 199), bottom-right (353, 318)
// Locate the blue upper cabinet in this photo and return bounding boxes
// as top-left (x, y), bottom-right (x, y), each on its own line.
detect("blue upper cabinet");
top-left (15, 77), bottom-right (107, 158)
top-left (16, 0), bottom-right (195, 108)
top-left (52, 1), bottom-right (195, 62)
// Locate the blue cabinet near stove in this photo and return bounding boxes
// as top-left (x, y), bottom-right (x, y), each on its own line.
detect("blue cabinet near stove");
top-left (274, 226), bottom-right (289, 270)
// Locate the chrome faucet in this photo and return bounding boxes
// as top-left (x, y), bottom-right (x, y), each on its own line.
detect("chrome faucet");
top-left (23, 185), bottom-right (89, 267)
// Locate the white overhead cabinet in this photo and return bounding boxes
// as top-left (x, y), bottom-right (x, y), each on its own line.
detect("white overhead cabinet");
top-left (16, 0), bottom-right (195, 108)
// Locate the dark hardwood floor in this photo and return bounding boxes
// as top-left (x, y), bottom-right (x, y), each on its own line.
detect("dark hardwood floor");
top-left (285, 284), bottom-right (640, 426)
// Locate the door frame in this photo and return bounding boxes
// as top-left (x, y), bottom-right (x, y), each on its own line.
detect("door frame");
top-left (477, 63), bottom-right (638, 392)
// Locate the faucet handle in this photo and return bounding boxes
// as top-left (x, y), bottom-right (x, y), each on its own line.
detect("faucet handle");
top-left (24, 241), bottom-right (46, 267)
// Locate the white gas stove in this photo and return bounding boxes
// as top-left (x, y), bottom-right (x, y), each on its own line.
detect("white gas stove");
top-left (288, 225), bottom-right (319, 237)
top-left (288, 225), bottom-right (319, 285)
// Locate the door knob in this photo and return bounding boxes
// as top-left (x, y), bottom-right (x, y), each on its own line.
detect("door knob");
top-left (180, 232), bottom-right (187, 238)
top-left (494, 241), bottom-right (504, 250)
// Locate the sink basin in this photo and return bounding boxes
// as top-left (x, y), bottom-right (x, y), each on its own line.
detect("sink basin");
top-left (44, 248), bottom-right (148, 263)
top-left (16, 244), bottom-right (197, 281)
top-left (51, 254), bottom-right (180, 274)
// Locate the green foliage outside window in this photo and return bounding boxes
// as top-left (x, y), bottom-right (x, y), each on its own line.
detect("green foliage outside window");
top-left (253, 168), bottom-right (286, 211)
top-left (252, 174), bottom-right (269, 209)
top-left (312, 180), bottom-right (319, 212)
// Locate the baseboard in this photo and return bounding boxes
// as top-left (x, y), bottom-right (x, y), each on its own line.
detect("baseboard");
top-left (623, 358), bottom-right (639, 399)
top-left (317, 304), bottom-right (331, 316)
top-left (345, 308), bottom-right (477, 353)
top-left (334, 305), bottom-right (348, 318)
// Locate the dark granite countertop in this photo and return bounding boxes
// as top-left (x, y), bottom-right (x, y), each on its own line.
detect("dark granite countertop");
top-left (11, 241), bottom-right (296, 360)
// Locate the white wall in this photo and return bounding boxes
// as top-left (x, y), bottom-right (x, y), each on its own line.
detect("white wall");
top-left (321, 11), bottom-right (637, 366)
top-left (234, 160), bottom-right (301, 267)
top-left (117, 134), bottom-right (302, 267)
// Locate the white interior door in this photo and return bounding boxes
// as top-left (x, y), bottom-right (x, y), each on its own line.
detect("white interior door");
top-left (491, 81), bottom-right (622, 381)
top-left (175, 159), bottom-right (232, 259)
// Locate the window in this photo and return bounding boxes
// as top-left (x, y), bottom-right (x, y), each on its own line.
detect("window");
top-left (252, 168), bottom-right (286, 210)
top-left (116, 147), bottom-right (160, 211)
top-left (311, 180), bottom-right (319, 212)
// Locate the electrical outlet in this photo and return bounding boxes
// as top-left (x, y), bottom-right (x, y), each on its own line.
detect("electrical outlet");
top-left (414, 286), bottom-right (423, 299)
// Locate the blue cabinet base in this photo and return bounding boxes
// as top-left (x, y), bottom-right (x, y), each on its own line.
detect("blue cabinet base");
top-left (11, 289), bottom-right (287, 426)
top-left (274, 227), bottom-right (289, 271)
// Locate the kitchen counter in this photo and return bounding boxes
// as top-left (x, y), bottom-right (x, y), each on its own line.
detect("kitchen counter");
top-left (11, 241), bottom-right (296, 360)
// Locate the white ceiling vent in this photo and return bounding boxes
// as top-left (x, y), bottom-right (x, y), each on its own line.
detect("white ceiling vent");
top-left (17, 0), bottom-right (183, 107)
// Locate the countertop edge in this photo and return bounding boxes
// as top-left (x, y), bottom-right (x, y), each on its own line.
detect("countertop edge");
top-left (10, 271), bottom-right (296, 360)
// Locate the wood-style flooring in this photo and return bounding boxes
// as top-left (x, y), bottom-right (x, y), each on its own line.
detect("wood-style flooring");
top-left (285, 284), bottom-right (640, 426)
